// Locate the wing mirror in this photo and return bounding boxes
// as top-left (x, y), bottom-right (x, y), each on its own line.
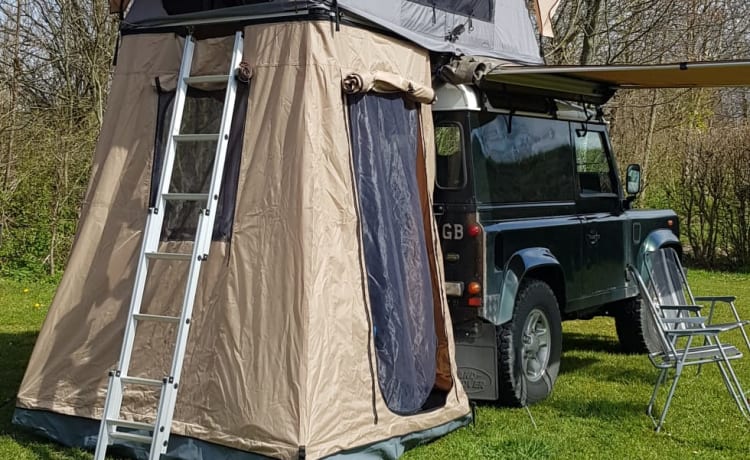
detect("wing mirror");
top-left (626, 164), bottom-right (642, 196)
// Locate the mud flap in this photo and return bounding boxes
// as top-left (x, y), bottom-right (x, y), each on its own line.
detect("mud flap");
top-left (455, 322), bottom-right (498, 400)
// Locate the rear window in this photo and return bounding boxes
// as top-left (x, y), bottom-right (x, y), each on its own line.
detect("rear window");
top-left (435, 124), bottom-right (465, 189)
top-left (471, 114), bottom-right (575, 204)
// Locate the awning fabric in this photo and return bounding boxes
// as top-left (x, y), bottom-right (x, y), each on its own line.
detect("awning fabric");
top-left (484, 60), bottom-right (750, 104)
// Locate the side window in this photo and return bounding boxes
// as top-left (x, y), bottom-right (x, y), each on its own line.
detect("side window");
top-left (574, 129), bottom-right (615, 195)
top-left (471, 114), bottom-right (575, 204)
top-left (151, 83), bottom-right (249, 241)
top-left (435, 124), bottom-right (465, 189)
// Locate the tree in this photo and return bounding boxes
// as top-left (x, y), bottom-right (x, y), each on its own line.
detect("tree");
top-left (0, 0), bottom-right (117, 277)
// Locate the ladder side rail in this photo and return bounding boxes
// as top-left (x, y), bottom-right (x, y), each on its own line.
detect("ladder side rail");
top-left (94, 35), bottom-right (197, 460)
top-left (121, 35), bottom-right (196, 376)
top-left (149, 31), bottom-right (245, 458)
top-left (117, 33), bottom-right (196, 384)
top-left (152, 36), bottom-right (197, 249)
top-left (93, 208), bottom-right (164, 460)
top-left (93, 373), bottom-right (120, 460)
top-left (194, 30), bottom-right (244, 259)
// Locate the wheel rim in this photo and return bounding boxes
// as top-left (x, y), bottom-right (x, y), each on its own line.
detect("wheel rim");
top-left (521, 308), bottom-right (551, 382)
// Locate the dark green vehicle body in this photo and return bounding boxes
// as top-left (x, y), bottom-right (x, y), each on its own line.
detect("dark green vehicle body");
top-left (432, 83), bottom-right (681, 402)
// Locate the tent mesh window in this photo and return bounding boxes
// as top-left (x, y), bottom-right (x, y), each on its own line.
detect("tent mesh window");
top-left (409, 0), bottom-right (494, 22)
top-left (347, 93), bottom-right (438, 415)
top-left (150, 82), bottom-right (249, 241)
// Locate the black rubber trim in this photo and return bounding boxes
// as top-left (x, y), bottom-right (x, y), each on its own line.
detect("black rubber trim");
top-left (120, 8), bottom-right (332, 37)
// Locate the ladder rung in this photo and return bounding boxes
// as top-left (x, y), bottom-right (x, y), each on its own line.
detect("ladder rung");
top-left (107, 418), bottom-right (154, 432)
top-left (145, 252), bottom-right (192, 261)
top-left (185, 74), bottom-right (230, 84)
top-left (109, 431), bottom-right (154, 445)
top-left (163, 193), bottom-right (209, 202)
top-left (133, 314), bottom-right (181, 324)
top-left (174, 133), bottom-right (220, 142)
top-left (120, 376), bottom-right (163, 387)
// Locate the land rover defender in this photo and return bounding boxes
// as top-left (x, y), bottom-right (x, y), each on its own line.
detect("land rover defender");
top-left (432, 81), bottom-right (681, 406)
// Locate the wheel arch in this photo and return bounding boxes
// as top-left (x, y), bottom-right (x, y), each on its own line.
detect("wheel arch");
top-left (489, 248), bottom-right (566, 325)
top-left (635, 228), bottom-right (682, 277)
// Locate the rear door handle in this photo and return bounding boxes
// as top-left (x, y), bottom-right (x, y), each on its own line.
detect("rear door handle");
top-left (587, 231), bottom-right (601, 245)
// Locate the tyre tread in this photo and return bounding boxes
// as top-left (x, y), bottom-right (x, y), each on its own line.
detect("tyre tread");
top-left (614, 298), bottom-right (649, 354)
top-left (496, 279), bottom-right (559, 407)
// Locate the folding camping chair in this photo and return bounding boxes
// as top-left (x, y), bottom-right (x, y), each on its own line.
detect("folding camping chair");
top-left (629, 255), bottom-right (750, 432)
top-left (644, 247), bottom-right (750, 354)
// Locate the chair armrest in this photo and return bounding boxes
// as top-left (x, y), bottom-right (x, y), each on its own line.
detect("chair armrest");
top-left (661, 305), bottom-right (702, 313)
top-left (665, 322), bottom-right (744, 337)
top-left (662, 317), bottom-right (705, 325)
top-left (694, 295), bottom-right (737, 303)
top-left (704, 322), bottom-right (747, 331)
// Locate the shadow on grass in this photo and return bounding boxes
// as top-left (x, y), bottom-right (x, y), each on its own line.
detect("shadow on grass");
top-left (559, 332), bottom-right (656, 384)
top-left (560, 353), bottom-right (655, 385)
top-left (26, 442), bottom-right (91, 460)
top-left (563, 331), bottom-right (622, 354)
top-left (548, 397), bottom-right (645, 422)
top-left (0, 331), bottom-right (89, 457)
top-left (559, 355), bottom-right (600, 374)
top-left (0, 331), bottom-right (38, 433)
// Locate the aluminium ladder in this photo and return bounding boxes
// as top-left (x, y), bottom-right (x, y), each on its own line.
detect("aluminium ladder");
top-left (94, 31), bottom-right (244, 460)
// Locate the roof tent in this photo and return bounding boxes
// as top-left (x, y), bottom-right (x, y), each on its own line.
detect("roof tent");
top-left (112, 0), bottom-right (543, 64)
top-left (14, 8), bottom-right (473, 460)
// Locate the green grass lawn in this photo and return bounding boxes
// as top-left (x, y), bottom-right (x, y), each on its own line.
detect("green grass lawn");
top-left (1, 271), bottom-right (749, 459)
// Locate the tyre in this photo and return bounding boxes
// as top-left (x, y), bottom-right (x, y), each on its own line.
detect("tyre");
top-left (496, 279), bottom-right (562, 406)
top-left (614, 297), bottom-right (663, 354)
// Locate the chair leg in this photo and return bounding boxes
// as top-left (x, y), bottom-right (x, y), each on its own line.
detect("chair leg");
top-left (648, 368), bottom-right (668, 419)
top-left (729, 301), bottom-right (750, 354)
top-left (656, 365), bottom-right (683, 432)
top-left (715, 352), bottom-right (750, 420)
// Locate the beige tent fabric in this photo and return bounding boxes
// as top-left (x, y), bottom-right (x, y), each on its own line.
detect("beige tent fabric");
top-left (534, 0), bottom-right (561, 38)
top-left (342, 71), bottom-right (436, 103)
top-left (152, 36), bottom-right (242, 93)
top-left (17, 23), bottom-right (469, 460)
top-left (109, 0), bottom-right (131, 14)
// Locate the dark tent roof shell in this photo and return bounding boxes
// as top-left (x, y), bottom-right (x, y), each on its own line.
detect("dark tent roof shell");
top-left (117, 0), bottom-right (543, 64)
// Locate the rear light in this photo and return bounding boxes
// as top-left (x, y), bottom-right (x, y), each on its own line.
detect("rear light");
top-left (467, 282), bottom-right (482, 295)
top-left (468, 297), bottom-right (482, 307)
top-left (468, 224), bottom-right (482, 238)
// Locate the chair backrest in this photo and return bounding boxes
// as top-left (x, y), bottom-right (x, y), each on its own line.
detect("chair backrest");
top-left (628, 265), bottom-right (678, 358)
top-left (645, 248), bottom-right (694, 308)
